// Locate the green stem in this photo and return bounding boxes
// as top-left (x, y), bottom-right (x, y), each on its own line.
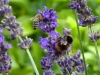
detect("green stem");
top-left (89, 27), bottom-right (100, 73)
top-left (26, 49), bottom-right (40, 75)
top-left (18, 36), bottom-right (40, 75)
top-left (65, 68), bottom-right (70, 75)
top-left (94, 41), bottom-right (100, 73)
top-left (74, 11), bottom-right (87, 75)
top-left (56, 62), bottom-right (63, 75)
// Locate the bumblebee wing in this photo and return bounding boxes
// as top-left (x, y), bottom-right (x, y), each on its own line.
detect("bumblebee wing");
top-left (56, 37), bottom-right (62, 42)
top-left (67, 44), bottom-right (72, 52)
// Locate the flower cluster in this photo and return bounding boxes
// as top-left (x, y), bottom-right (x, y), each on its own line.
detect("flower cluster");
top-left (69, 0), bottom-right (100, 42)
top-left (57, 50), bottom-right (84, 75)
top-left (37, 6), bottom-right (58, 33)
top-left (68, 0), bottom-right (98, 27)
top-left (0, 0), bottom-right (34, 74)
top-left (41, 57), bottom-right (55, 75)
top-left (0, 29), bottom-right (12, 74)
top-left (18, 37), bottom-right (33, 50)
top-left (37, 6), bottom-right (86, 75)
top-left (39, 30), bottom-right (71, 61)
top-left (0, 0), bottom-right (23, 40)
top-left (39, 24), bottom-right (85, 74)
top-left (68, 1), bottom-right (100, 75)
top-left (39, 29), bottom-right (70, 74)
top-left (89, 31), bottom-right (100, 42)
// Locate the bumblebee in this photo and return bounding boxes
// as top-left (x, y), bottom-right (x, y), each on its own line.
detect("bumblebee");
top-left (55, 34), bottom-right (73, 52)
top-left (33, 14), bottom-right (43, 30)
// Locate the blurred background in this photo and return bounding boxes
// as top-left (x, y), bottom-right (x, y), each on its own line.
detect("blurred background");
top-left (3, 0), bottom-right (100, 75)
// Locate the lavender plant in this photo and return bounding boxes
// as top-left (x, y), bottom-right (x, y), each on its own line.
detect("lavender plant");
top-left (41, 57), bottom-right (55, 75)
top-left (0, 0), bottom-right (39, 75)
top-left (39, 28), bottom-right (86, 75)
top-left (37, 6), bottom-right (86, 75)
top-left (69, 0), bottom-right (100, 73)
top-left (37, 6), bottom-right (58, 33)
top-left (0, 0), bottom-right (99, 75)
top-left (0, 29), bottom-right (12, 75)
top-left (68, 0), bottom-right (98, 27)
top-left (0, 0), bottom-right (23, 40)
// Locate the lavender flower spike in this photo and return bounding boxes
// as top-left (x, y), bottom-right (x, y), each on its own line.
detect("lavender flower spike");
top-left (63, 28), bottom-right (71, 35)
top-left (18, 36), bottom-right (33, 50)
top-left (0, 0), bottom-right (23, 40)
top-left (89, 31), bottom-right (100, 42)
top-left (57, 50), bottom-right (85, 75)
top-left (39, 28), bottom-right (72, 61)
top-left (38, 6), bottom-right (58, 33)
top-left (0, 29), bottom-right (12, 74)
top-left (68, 0), bottom-right (98, 27)
top-left (43, 70), bottom-right (55, 75)
top-left (41, 57), bottom-right (55, 75)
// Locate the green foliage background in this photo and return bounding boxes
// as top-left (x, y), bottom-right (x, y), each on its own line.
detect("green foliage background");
top-left (2, 0), bottom-right (100, 75)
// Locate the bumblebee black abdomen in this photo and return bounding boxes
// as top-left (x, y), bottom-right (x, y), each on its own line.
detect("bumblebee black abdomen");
top-left (67, 35), bottom-right (73, 44)
top-left (55, 42), bottom-right (68, 52)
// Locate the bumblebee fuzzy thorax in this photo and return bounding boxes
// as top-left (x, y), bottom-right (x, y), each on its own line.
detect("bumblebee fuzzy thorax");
top-left (55, 34), bottom-right (73, 52)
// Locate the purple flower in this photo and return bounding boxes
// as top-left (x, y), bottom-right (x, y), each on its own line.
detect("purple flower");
top-left (38, 6), bottom-right (58, 33)
top-left (39, 26), bottom-right (86, 74)
top-left (0, 29), bottom-right (12, 74)
top-left (43, 70), bottom-right (55, 75)
top-left (68, 1), bottom-right (79, 9)
top-left (9, 28), bottom-right (23, 40)
top-left (69, 0), bottom-right (98, 27)
top-left (18, 37), bottom-right (33, 50)
top-left (71, 50), bottom-right (84, 73)
top-left (41, 57), bottom-right (53, 70)
top-left (57, 57), bottom-right (73, 74)
top-left (57, 50), bottom-right (85, 74)
top-left (89, 31), bottom-right (100, 42)
top-left (63, 28), bottom-right (71, 35)
top-left (0, 0), bottom-right (23, 40)
top-left (0, 1), bottom-right (12, 17)
top-left (39, 37), bottom-right (49, 50)
top-left (41, 57), bottom-right (55, 75)
top-left (49, 31), bottom-right (60, 38)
